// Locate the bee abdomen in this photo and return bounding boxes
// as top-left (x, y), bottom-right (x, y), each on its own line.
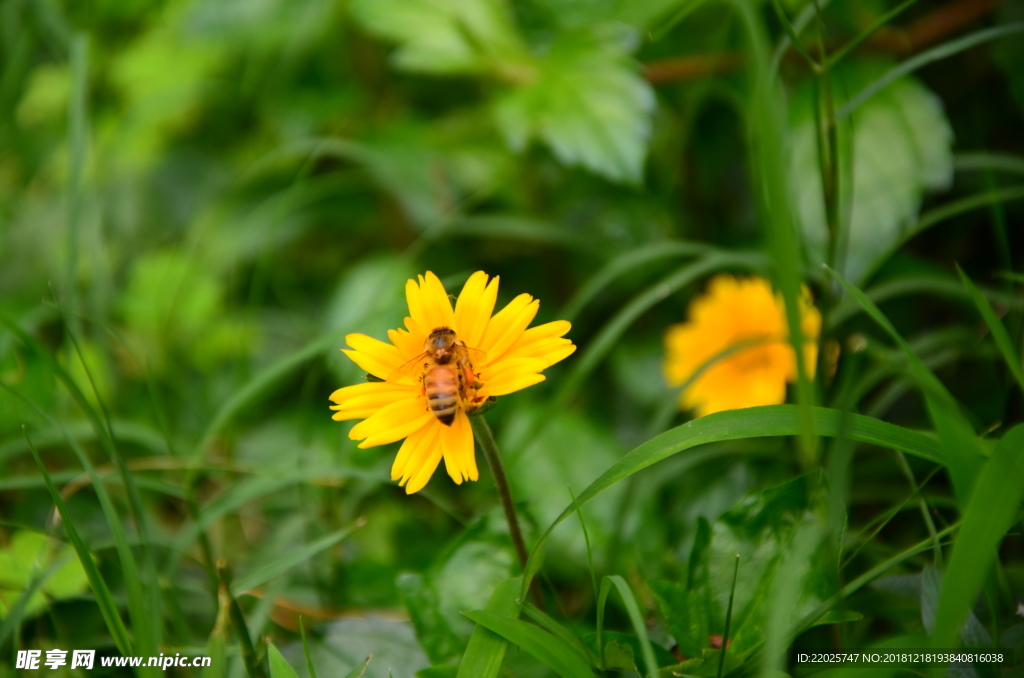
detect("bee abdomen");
top-left (424, 367), bottom-right (459, 426)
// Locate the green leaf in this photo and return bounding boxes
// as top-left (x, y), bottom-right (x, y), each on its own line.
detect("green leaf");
top-left (494, 31), bottom-right (654, 183)
top-left (269, 645), bottom-right (301, 678)
top-left (685, 475), bottom-right (838, 655)
top-left (958, 266), bottom-right (1024, 393)
top-left (0, 531), bottom-right (88, 610)
top-left (932, 424), bottom-right (1024, 649)
top-left (396, 573), bottom-right (463, 665)
top-left (462, 610), bottom-right (596, 678)
top-left (597, 575), bottom-right (660, 678)
top-left (349, 0), bottom-right (529, 75)
top-left (650, 579), bottom-right (706, 659)
top-left (792, 65), bottom-right (953, 283)
top-left (231, 524), bottom-right (360, 595)
top-left (456, 578), bottom-right (523, 678)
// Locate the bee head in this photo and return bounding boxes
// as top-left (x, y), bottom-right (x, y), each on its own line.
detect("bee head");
top-left (426, 327), bottom-right (457, 359)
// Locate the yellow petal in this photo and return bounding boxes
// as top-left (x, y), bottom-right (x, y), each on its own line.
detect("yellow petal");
top-left (478, 294), bottom-right (538, 365)
top-left (342, 333), bottom-right (406, 380)
top-left (392, 423), bottom-right (436, 482)
top-left (502, 338), bottom-right (575, 367)
top-left (333, 390), bottom-right (421, 418)
top-left (330, 381), bottom-right (418, 405)
top-left (403, 426), bottom-right (445, 494)
top-left (349, 396), bottom-right (433, 448)
top-left (441, 409), bottom-right (477, 483)
top-left (499, 320), bottom-right (574, 366)
top-left (405, 278), bottom-right (430, 330)
top-left (421, 271), bottom-right (457, 331)
top-left (330, 381), bottom-right (419, 421)
top-left (388, 327), bottom-right (424, 361)
top-left (481, 357), bottom-right (549, 385)
top-left (455, 272), bottom-right (499, 350)
top-left (482, 373), bottom-right (545, 397)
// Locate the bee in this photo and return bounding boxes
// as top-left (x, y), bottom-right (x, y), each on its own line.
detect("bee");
top-left (388, 327), bottom-right (486, 425)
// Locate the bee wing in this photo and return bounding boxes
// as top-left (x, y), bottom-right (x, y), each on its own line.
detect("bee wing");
top-left (386, 352), bottom-right (430, 383)
top-left (459, 345), bottom-right (489, 369)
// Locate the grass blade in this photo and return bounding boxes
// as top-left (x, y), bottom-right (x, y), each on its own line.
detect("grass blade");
top-left (825, 267), bottom-right (984, 504)
top-left (958, 266), bottom-right (1024, 393)
top-left (218, 560), bottom-right (267, 678)
top-left (299, 617), bottom-right (319, 678)
top-left (23, 428), bottom-right (133, 655)
top-left (770, 0), bottom-right (819, 70)
top-left (231, 523), bottom-right (362, 595)
top-left (461, 611), bottom-right (595, 678)
top-left (343, 657), bottom-right (372, 678)
top-left (828, 275), bottom-right (1022, 328)
top-left (597, 575), bottom-right (659, 678)
top-left (522, 604), bottom-right (595, 665)
top-left (837, 23), bottom-right (1024, 120)
top-left (735, 0), bottom-right (818, 464)
top-left (268, 647), bottom-right (299, 678)
top-left (717, 555), bottom-right (739, 678)
top-left (568, 487), bottom-right (597, 601)
top-left (932, 424), bottom-right (1024, 650)
top-left (522, 404), bottom-right (946, 599)
top-left (3, 384), bottom-right (147, 654)
top-left (826, 0), bottom-right (921, 68)
top-left (559, 241), bottom-right (711, 322)
top-left (269, 645), bottom-right (300, 678)
top-left (954, 152), bottom-right (1024, 176)
top-left (1, 319), bottom-right (160, 661)
top-left (456, 578), bottom-right (523, 678)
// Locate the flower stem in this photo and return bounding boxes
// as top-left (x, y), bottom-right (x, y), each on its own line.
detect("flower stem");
top-left (471, 416), bottom-right (530, 572)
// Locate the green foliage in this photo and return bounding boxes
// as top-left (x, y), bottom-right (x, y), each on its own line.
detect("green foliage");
top-left (270, 644), bottom-right (302, 678)
top-left (653, 475), bottom-right (839, 659)
top-left (1, 0), bottom-right (1023, 676)
top-left (792, 65), bottom-right (953, 283)
top-left (0, 531), bottom-right (88, 620)
top-left (350, 0), bottom-right (529, 76)
top-left (493, 30), bottom-right (655, 183)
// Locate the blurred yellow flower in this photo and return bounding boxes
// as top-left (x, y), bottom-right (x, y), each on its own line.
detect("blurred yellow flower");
top-left (663, 274), bottom-right (820, 417)
top-left (330, 271), bottom-right (575, 494)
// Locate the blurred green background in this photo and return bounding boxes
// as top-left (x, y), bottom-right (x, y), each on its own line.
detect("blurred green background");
top-left (1, 0), bottom-right (1024, 676)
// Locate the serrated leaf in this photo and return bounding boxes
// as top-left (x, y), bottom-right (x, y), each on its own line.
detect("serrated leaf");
top-left (658, 475), bottom-right (840, 656)
top-left (349, 0), bottom-right (528, 75)
top-left (494, 31), bottom-right (654, 183)
top-left (791, 63), bottom-right (953, 283)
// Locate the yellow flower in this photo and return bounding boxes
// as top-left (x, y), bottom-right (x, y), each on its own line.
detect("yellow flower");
top-left (663, 274), bottom-right (820, 417)
top-left (329, 271), bottom-right (575, 494)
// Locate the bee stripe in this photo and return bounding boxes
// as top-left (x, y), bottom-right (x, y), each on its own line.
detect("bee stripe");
top-left (424, 366), bottom-right (460, 426)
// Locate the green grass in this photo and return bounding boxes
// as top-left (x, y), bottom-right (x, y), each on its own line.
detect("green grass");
top-left (1, 0), bottom-right (1023, 676)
